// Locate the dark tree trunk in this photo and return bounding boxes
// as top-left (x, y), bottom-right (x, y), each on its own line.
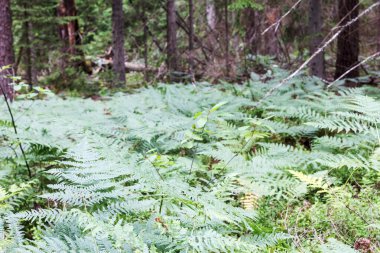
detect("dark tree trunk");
top-left (377, 1), bottom-right (380, 60)
top-left (189, 0), bottom-right (194, 52)
top-left (167, 0), bottom-right (178, 74)
top-left (24, 20), bottom-right (32, 87)
top-left (188, 0), bottom-right (194, 77)
top-left (261, 7), bottom-right (281, 57)
top-left (0, 0), bottom-right (15, 101)
top-left (24, 5), bottom-right (38, 88)
top-left (143, 9), bottom-right (149, 82)
top-left (57, 0), bottom-right (83, 84)
top-left (224, 0), bottom-right (230, 77)
top-left (335, 0), bottom-right (360, 80)
top-left (309, 0), bottom-right (325, 78)
top-left (57, 0), bottom-right (81, 55)
top-left (112, 0), bottom-right (126, 86)
top-left (243, 8), bottom-right (257, 55)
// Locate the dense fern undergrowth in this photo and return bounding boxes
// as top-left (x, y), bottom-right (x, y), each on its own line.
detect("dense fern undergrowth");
top-left (1, 68), bottom-right (380, 252)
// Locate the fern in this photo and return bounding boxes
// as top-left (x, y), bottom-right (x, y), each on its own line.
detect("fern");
top-left (1, 75), bottom-right (380, 252)
top-left (320, 239), bottom-right (358, 253)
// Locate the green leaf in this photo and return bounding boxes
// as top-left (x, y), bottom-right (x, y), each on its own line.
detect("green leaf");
top-left (196, 117), bottom-right (208, 128)
top-left (210, 101), bottom-right (228, 113)
top-left (193, 111), bottom-right (203, 119)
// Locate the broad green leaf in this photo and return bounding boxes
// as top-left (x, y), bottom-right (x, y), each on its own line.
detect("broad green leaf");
top-left (210, 101), bottom-right (228, 113)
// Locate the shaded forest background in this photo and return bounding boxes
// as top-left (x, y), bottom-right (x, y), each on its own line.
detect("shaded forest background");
top-left (0, 0), bottom-right (379, 96)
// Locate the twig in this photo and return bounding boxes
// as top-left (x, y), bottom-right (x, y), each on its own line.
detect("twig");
top-left (260, 1), bottom-right (380, 102)
top-left (261, 0), bottom-right (303, 35)
top-left (0, 83), bottom-right (32, 179)
top-left (327, 52), bottom-right (380, 88)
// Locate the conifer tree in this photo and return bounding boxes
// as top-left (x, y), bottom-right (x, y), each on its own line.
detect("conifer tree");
top-left (335, 0), bottom-right (360, 80)
top-left (167, 0), bottom-right (178, 76)
top-left (309, 0), bottom-right (324, 78)
top-left (0, 0), bottom-right (15, 100)
top-left (112, 0), bottom-right (126, 87)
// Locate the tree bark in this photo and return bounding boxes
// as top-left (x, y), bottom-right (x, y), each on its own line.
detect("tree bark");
top-left (161, 3), bottom-right (211, 61)
top-left (224, 0), bottom-right (230, 77)
top-left (0, 0), bottom-right (15, 101)
top-left (243, 8), bottom-right (257, 55)
top-left (189, 0), bottom-right (194, 52)
top-left (57, 0), bottom-right (81, 55)
top-left (112, 0), bottom-right (126, 86)
top-left (167, 0), bottom-right (178, 74)
top-left (24, 4), bottom-right (38, 88)
top-left (142, 8), bottom-right (149, 82)
top-left (57, 0), bottom-right (82, 83)
top-left (309, 0), bottom-right (325, 78)
top-left (335, 0), bottom-right (360, 80)
top-left (377, 0), bottom-right (380, 62)
top-left (188, 0), bottom-right (195, 77)
top-left (261, 7), bottom-right (281, 57)
top-left (206, 0), bottom-right (217, 30)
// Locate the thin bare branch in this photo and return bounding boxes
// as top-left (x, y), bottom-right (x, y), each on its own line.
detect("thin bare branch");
top-left (260, 1), bottom-right (380, 102)
top-left (261, 0), bottom-right (303, 35)
top-left (327, 52), bottom-right (380, 88)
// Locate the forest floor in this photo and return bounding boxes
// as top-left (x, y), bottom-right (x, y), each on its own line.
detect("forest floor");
top-left (1, 73), bottom-right (380, 252)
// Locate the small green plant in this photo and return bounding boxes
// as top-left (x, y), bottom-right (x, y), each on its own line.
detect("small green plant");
top-left (0, 68), bottom-right (379, 252)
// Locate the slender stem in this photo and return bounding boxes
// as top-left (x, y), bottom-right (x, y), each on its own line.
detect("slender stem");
top-left (159, 197), bottom-right (164, 214)
top-left (145, 153), bottom-right (165, 214)
top-left (0, 84), bottom-right (32, 178)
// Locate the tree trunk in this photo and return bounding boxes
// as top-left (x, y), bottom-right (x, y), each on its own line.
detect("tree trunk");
top-left (29, 21), bottom-right (38, 86)
top-left (0, 0), bottom-right (15, 101)
top-left (57, 0), bottom-right (82, 83)
top-left (335, 0), bottom-right (360, 80)
top-left (57, 0), bottom-right (81, 55)
top-left (261, 7), bottom-right (281, 57)
top-left (112, 0), bottom-right (126, 86)
top-left (224, 0), bottom-right (230, 77)
top-left (206, 0), bottom-right (217, 30)
top-left (188, 0), bottom-right (195, 77)
top-left (143, 8), bottom-right (149, 82)
top-left (24, 5), bottom-right (38, 88)
top-left (189, 0), bottom-right (194, 52)
top-left (24, 19), bottom-right (32, 87)
top-left (308, 0), bottom-right (325, 78)
top-left (243, 8), bottom-right (257, 55)
top-left (377, 1), bottom-right (380, 61)
top-left (167, 0), bottom-right (178, 75)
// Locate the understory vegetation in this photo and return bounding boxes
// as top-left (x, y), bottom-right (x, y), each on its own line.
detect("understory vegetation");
top-left (0, 67), bottom-right (380, 252)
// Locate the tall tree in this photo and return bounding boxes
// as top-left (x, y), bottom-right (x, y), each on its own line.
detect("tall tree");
top-left (57, 0), bottom-right (81, 55)
top-left (377, 1), bottom-right (380, 57)
top-left (188, 0), bottom-right (194, 52)
top-left (142, 7), bottom-right (149, 82)
top-left (243, 8), bottom-right (257, 55)
top-left (167, 0), bottom-right (178, 75)
top-left (308, 0), bottom-right (324, 78)
top-left (206, 0), bottom-right (217, 30)
top-left (224, 0), bottom-right (230, 77)
top-left (188, 0), bottom-right (195, 77)
top-left (112, 0), bottom-right (126, 86)
top-left (0, 0), bottom-right (15, 100)
top-left (335, 0), bottom-right (360, 80)
top-left (23, 3), bottom-right (37, 87)
top-left (261, 6), bottom-right (280, 57)
top-left (57, 0), bottom-right (82, 84)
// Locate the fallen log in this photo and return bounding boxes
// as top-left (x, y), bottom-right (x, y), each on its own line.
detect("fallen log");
top-left (125, 62), bottom-right (157, 72)
top-left (91, 58), bottom-right (157, 74)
